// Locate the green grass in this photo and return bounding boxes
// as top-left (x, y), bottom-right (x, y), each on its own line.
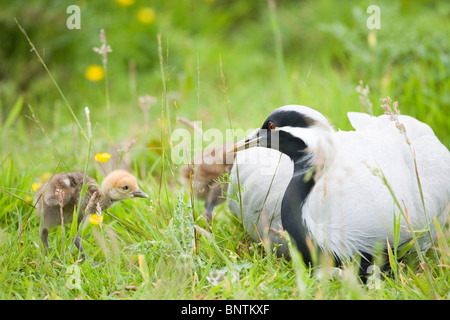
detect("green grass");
top-left (0, 0), bottom-right (449, 300)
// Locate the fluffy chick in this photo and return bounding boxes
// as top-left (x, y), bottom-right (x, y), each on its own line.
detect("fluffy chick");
top-left (181, 143), bottom-right (235, 222)
top-left (35, 170), bottom-right (148, 254)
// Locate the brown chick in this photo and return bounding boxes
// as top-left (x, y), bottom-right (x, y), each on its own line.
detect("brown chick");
top-left (35, 170), bottom-right (148, 256)
top-left (180, 143), bottom-right (235, 222)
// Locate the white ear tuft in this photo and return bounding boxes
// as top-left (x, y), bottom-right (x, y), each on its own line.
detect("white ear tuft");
top-left (63, 178), bottom-right (71, 187)
top-left (278, 124), bottom-right (336, 168)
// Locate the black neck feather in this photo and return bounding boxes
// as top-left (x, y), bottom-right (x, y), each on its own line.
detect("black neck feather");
top-left (281, 157), bottom-right (315, 266)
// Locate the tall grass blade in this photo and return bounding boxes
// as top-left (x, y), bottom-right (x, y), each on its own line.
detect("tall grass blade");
top-left (267, 0), bottom-right (288, 104)
top-left (2, 95), bottom-right (23, 132)
top-left (70, 208), bottom-right (78, 238)
top-left (138, 254), bottom-right (150, 283)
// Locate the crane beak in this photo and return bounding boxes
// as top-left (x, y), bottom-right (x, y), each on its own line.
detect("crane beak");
top-left (132, 189), bottom-right (149, 198)
top-left (230, 128), bottom-right (264, 153)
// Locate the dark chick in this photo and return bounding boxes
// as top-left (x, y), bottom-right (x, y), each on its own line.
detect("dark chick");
top-left (181, 143), bottom-right (234, 222)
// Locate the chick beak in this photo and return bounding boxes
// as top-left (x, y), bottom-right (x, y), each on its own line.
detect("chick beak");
top-left (229, 128), bottom-right (263, 153)
top-left (132, 189), bottom-right (149, 198)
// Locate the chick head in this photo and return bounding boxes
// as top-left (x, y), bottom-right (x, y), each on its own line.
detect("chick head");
top-left (102, 170), bottom-right (148, 200)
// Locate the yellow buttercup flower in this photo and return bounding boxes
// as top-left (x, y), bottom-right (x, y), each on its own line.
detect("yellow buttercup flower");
top-left (25, 196), bottom-right (33, 203)
top-left (137, 7), bottom-right (156, 24)
top-left (32, 182), bottom-right (42, 192)
top-left (116, 0), bottom-right (135, 6)
top-left (367, 31), bottom-right (377, 49)
top-left (89, 214), bottom-right (104, 225)
top-left (85, 65), bottom-right (105, 82)
top-left (40, 172), bottom-right (52, 183)
top-left (95, 152), bottom-right (112, 163)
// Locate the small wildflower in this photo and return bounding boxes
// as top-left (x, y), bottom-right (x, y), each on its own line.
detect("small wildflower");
top-left (116, 0), bottom-right (135, 6)
top-left (85, 107), bottom-right (92, 139)
top-left (138, 94), bottom-right (157, 112)
top-left (40, 172), bottom-right (52, 183)
top-left (392, 101), bottom-right (399, 114)
top-left (356, 80), bottom-right (373, 115)
top-left (367, 31), bottom-right (377, 49)
top-left (380, 97), bottom-right (410, 145)
top-left (93, 29), bottom-right (112, 66)
top-left (95, 152), bottom-right (112, 163)
top-left (380, 98), bottom-right (395, 120)
top-left (96, 202), bottom-right (102, 214)
top-left (32, 182), bottom-right (42, 192)
top-left (395, 122), bottom-right (407, 136)
top-left (137, 7), bottom-right (156, 24)
top-left (89, 213), bottom-right (104, 225)
top-left (25, 196), bottom-right (33, 203)
top-left (85, 65), bottom-right (105, 82)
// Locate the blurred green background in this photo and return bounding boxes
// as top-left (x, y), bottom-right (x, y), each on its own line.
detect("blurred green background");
top-left (0, 0), bottom-right (449, 172)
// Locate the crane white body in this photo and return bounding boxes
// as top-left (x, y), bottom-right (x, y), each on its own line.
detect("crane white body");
top-left (228, 109), bottom-right (450, 261)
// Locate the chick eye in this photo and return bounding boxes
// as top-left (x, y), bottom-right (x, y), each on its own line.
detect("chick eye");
top-left (122, 186), bottom-right (129, 191)
top-left (268, 122), bottom-right (276, 131)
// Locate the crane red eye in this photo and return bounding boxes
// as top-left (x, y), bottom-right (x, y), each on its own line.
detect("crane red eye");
top-left (268, 123), bottom-right (275, 131)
